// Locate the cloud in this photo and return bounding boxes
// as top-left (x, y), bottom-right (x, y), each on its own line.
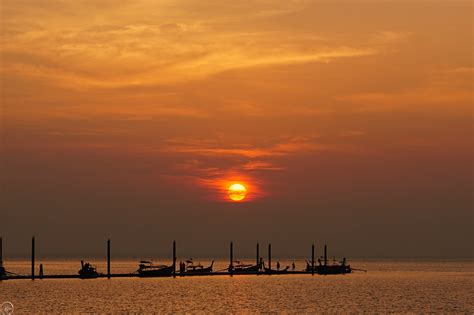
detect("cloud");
top-left (153, 131), bottom-right (374, 202)
top-left (242, 161), bottom-right (284, 171)
top-left (0, 0), bottom-right (399, 89)
top-left (159, 135), bottom-right (329, 159)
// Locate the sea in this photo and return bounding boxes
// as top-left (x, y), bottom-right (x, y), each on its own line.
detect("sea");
top-left (1, 259), bottom-right (473, 313)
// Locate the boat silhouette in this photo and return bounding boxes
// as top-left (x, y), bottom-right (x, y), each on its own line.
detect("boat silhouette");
top-left (183, 259), bottom-right (214, 274)
top-left (137, 260), bottom-right (174, 277)
top-left (264, 265), bottom-right (289, 274)
top-left (78, 260), bottom-right (99, 279)
top-left (229, 261), bottom-right (262, 274)
top-left (305, 257), bottom-right (352, 275)
top-left (0, 265), bottom-right (6, 279)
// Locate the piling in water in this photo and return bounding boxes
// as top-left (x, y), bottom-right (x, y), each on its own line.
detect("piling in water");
top-left (230, 241), bottom-right (233, 275)
top-left (268, 243), bottom-right (272, 273)
top-left (0, 236), bottom-right (4, 279)
top-left (173, 240), bottom-right (176, 277)
top-left (31, 236), bottom-right (35, 280)
top-left (324, 244), bottom-right (327, 266)
top-left (107, 239), bottom-right (111, 279)
top-left (0, 237), bottom-right (3, 268)
top-left (256, 243), bottom-right (259, 266)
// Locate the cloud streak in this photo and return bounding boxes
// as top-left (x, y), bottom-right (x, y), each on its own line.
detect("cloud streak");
top-left (153, 135), bottom-right (350, 201)
top-left (1, 1), bottom-right (398, 88)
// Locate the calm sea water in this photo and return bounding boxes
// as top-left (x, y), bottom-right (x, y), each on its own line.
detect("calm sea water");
top-left (1, 259), bottom-right (473, 313)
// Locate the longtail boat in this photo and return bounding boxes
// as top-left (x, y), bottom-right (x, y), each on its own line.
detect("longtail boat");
top-left (264, 266), bottom-right (289, 274)
top-left (305, 257), bottom-right (352, 275)
top-left (78, 260), bottom-right (99, 279)
top-left (0, 265), bottom-right (6, 280)
top-left (185, 260), bottom-right (214, 274)
top-left (229, 261), bottom-right (261, 274)
top-left (137, 260), bottom-right (174, 277)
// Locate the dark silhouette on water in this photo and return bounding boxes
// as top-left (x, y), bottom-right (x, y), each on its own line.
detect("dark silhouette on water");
top-left (305, 245), bottom-right (352, 275)
top-left (227, 242), bottom-right (263, 274)
top-left (39, 264), bottom-right (44, 279)
top-left (0, 237), bottom-right (7, 279)
top-left (136, 260), bottom-right (175, 277)
top-left (1, 238), bottom-right (359, 280)
top-left (186, 260), bottom-right (214, 273)
top-left (79, 260), bottom-right (99, 278)
top-left (263, 244), bottom-right (290, 274)
top-left (0, 237), bottom-right (6, 279)
top-left (0, 237), bottom-right (22, 279)
top-left (183, 259), bottom-right (214, 274)
top-left (264, 263), bottom-right (289, 274)
top-left (107, 239), bottom-right (111, 279)
top-left (31, 236), bottom-right (35, 280)
top-left (230, 261), bottom-right (262, 273)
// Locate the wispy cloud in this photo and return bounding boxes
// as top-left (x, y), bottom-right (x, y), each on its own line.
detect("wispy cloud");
top-left (159, 135), bottom-right (328, 159)
top-left (151, 135), bottom-right (348, 201)
top-left (0, 0), bottom-right (401, 89)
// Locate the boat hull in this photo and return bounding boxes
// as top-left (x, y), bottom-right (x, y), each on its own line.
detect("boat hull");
top-left (231, 264), bottom-right (261, 274)
top-left (138, 265), bottom-right (174, 277)
top-left (317, 265), bottom-right (352, 275)
top-left (264, 267), bottom-right (289, 274)
top-left (185, 266), bottom-right (213, 274)
top-left (78, 271), bottom-right (99, 279)
top-left (185, 261), bottom-right (214, 274)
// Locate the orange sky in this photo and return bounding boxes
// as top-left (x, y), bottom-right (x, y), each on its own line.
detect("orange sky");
top-left (1, 0), bottom-right (472, 258)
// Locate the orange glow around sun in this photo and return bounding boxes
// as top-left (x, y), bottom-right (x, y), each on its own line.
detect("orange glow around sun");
top-left (197, 175), bottom-right (260, 202)
top-left (228, 183), bottom-right (247, 201)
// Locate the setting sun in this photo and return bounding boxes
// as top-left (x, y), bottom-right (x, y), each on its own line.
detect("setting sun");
top-left (228, 183), bottom-right (247, 201)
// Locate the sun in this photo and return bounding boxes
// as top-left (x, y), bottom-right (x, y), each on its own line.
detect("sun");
top-left (228, 183), bottom-right (247, 201)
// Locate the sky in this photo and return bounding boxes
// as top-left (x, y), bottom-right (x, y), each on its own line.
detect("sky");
top-left (1, 0), bottom-right (472, 259)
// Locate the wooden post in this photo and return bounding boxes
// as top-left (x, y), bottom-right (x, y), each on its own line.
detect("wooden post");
top-left (0, 237), bottom-right (3, 268)
top-left (268, 243), bottom-right (272, 274)
top-left (324, 244), bottom-right (327, 266)
top-left (311, 244), bottom-right (315, 275)
top-left (31, 236), bottom-right (35, 280)
top-left (107, 239), bottom-right (111, 279)
top-left (256, 243), bottom-right (259, 267)
top-left (230, 241), bottom-right (233, 275)
top-left (173, 240), bottom-right (176, 278)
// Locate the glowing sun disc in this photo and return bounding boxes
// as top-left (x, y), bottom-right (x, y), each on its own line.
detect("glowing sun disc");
top-left (228, 183), bottom-right (247, 201)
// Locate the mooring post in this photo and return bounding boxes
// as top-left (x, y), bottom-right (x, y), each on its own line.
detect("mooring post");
top-left (31, 236), bottom-right (35, 280)
top-left (324, 244), bottom-right (327, 266)
top-left (256, 243), bottom-right (259, 267)
top-left (268, 243), bottom-right (272, 274)
top-left (107, 238), bottom-right (111, 279)
top-left (230, 241), bottom-right (233, 276)
top-left (173, 240), bottom-right (176, 278)
top-left (0, 237), bottom-right (3, 268)
top-left (311, 244), bottom-right (315, 275)
top-left (0, 237), bottom-right (4, 280)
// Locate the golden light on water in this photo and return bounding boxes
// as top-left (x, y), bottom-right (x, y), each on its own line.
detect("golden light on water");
top-left (228, 183), bottom-right (247, 201)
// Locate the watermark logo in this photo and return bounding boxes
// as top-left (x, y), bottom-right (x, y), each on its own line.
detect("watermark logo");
top-left (0, 302), bottom-right (13, 315)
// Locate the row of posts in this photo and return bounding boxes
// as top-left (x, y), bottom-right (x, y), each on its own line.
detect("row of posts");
top-left (2, 237), bottom-right (329, 279)
top-left (229, 241), bottom-right (328, 275)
